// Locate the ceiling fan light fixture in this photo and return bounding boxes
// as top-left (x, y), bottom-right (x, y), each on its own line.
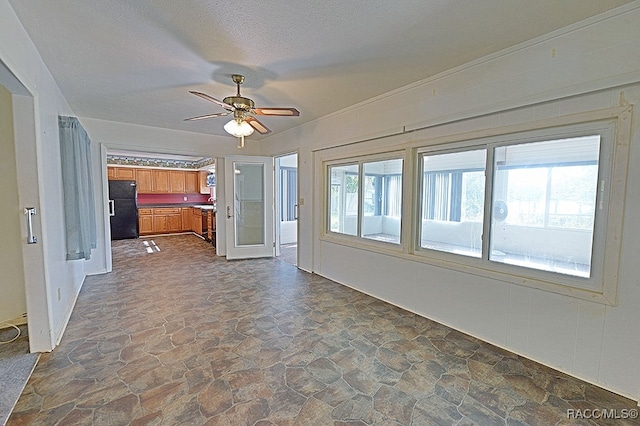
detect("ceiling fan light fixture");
top-left (224, 119), bottom-right (254, 137)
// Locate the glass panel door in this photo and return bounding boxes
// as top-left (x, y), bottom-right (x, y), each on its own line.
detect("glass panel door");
top-left (224, 156), bottom-right (274, 259)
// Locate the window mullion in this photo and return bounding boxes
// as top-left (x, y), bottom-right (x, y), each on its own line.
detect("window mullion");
top-left (357, 161), bottom-right (364, 238)
top-left (544, 167), bottom-right (552, 227)
top-left (482, 146), bottom-right (495, 261)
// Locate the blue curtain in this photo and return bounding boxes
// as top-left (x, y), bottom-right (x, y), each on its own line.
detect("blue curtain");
top-left (59, 116), bottom-right (97, 260)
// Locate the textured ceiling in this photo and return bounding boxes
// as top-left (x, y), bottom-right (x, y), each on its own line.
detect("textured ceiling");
top-left (8, 0), bottom-right (633, 140)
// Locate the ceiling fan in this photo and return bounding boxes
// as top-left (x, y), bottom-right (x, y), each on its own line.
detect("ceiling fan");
top-left (185, 74), bottom-right (299, 146)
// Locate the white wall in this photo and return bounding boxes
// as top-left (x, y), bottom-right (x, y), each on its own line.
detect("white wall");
top-left (261, 5), bottom-right (640, 400)
top-left (0, 85), bottom-right (27, 325)
top-left (1, 0), bottom-right (91, 350)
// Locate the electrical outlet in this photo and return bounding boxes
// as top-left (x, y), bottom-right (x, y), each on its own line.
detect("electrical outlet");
top-left (184, 196), bottom-right (188, 201)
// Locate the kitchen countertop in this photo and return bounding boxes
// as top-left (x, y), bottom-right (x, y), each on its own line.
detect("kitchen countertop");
top-left (192, 204), bottom-right (216, 210)
top-left (139, 203), bottom-right (216, 212)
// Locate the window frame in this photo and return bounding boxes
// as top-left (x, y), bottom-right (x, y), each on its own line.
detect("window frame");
top-left (319, 106), bottom-right (631, 305)
top-left (416, 146), bottom-right (488, 259)
top-left (415, 123), bottom-right (614, 292)
top-left (323, 151), bottom-right (408, 252)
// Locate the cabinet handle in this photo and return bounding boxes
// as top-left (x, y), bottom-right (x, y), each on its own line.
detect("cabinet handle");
top-left (108, 200), bottom-right (115, 216)
top-left (294, 204), bottom-right (298, 220)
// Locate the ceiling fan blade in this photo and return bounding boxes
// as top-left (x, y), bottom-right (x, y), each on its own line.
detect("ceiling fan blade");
top-left (189, 91), bottom-right (234, 110)
top-left (245, 116), bottom-right (271, 134)
top-left (183, 112), bottom-right (231, 121)
top-left (252, 107), bottom-right (300, 116)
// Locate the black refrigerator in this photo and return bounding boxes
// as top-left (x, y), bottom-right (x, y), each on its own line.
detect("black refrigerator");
top-left (108, 180), bottom-right (139, 240)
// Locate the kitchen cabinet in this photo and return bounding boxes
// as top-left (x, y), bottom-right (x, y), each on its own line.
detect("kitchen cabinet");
top-left (185, 171), bottom-right (199, 194)
top-left (108, 166), bottom-right (136, 180)
top-left (191, 208), bottom-right (202, 235)
top-left (139, 216), bottom-right (153, 234)
top-left (167, 214), bottom-right (182, 232)
top-left (199, 171), bottom-right (210, 194)
top-left (181, 207), bottom-right (191, 231)
top-left (206, 210), bottom-right (213, 241)
top-left (138, 208), bottom-right (153, 235)
top-left (152, 215), bottom-right (168, 233)
top-left (152, 169), bottom-right (170, 193)
top-left (135, 169), bottom-right (153, 193)
top-left (109, 167), bottom-right (204, 194)
top-left (139, 207), bottom-right (184, 235)
top-left (169, 171), bottom-right (185, 193)
top-left (153, 208), bottom-right (181, 233)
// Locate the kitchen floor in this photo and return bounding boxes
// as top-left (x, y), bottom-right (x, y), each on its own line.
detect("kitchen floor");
top-left (8, 235), bottom-right (638, 425)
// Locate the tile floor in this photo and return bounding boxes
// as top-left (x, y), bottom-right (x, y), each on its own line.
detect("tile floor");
top-left (278, 243), bottom-right (297, 267)
top-left (8, 235), bottom-right (639, 425)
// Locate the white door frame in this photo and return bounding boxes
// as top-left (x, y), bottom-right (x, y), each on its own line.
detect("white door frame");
top-left (1, 60), bottom-right (54, 352)
top-left (274, 152), bottom-right (298, 262)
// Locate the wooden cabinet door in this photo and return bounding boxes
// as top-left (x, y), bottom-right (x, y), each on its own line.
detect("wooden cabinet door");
top-left (139, 215), bottom-right (153, 235)
top-left (185, 171), bottom-right (199, 193)
top-left (108, 166), bottom-right (136, 180)
top-left (207, 211), bottom-right (213, 241)
top-left (153, 215), bottom-right (168, 233)
top-left (167, 214), bottom-right (182, 232)
top-left (199, 171), bottom-right (209, 194)
top-left (181, 208), bottom-right (191, 231)
top-left (117, 167), bottom-right (136, 180)
top-left (169, 170), bottom-right (185, 193)
top-left (152, 169), bottom-right (170, 193)
top-left (192, 208), bottom-right (202, 234)
top-left (136, 169), bottom-right (153, 193)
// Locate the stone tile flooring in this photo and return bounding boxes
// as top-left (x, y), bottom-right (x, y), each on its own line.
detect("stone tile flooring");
top-left (8, 235), bottom-right (639, 425)
top-left (278, 243), bottom-right (297, 267)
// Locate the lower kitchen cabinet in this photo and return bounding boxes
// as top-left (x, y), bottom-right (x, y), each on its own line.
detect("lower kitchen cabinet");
top-left (192, 208), bottom-right (202, 235)
top-left (167, 214), bottom-right (182, 232)
top-left (139, 214), bottom-right (153, 234)
top-left (139, 207), bottom-right (190, 235)
top-left (181, 207), bottom-right (192, 232)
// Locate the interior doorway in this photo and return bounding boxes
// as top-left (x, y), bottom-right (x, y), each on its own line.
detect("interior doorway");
top-left (0, 84), bottom-right (29, 340)
top-left (0, 70), bottom-right (44, 423)
top-left (275, 153), bottom-right (298, 266)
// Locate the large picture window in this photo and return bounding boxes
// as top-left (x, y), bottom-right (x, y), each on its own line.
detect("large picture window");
top-left (329, 164), bottom-right (359, 236)
top-left (321, 107), bottom-right (631, 304)
top-left (489, 136), bottom-right (600, 277)
top-left (412, 115), bottom-right (627, 303)
top-left (327, 157), bottom-right (403, 244)
top-left (420, 149), bottom-right (486, 257)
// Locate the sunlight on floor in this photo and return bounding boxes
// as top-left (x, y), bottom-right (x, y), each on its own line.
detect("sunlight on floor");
top-left (142, 240), bottom-right (161, 253)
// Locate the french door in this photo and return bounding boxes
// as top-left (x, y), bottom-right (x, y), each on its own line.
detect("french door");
top-left (224, 155), bottom-right (274, 259)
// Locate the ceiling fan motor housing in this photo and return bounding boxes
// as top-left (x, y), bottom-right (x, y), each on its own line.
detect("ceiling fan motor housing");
top-left (223, 95), bottom-right (255, 111)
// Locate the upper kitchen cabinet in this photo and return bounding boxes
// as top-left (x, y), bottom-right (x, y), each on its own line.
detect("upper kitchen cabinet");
top-left (152, 169), bottom-right (170, 193)
top-left (108, 166), bottom-right (136, 180)
top-left (135, 169), bottom-right (153, 193)
top-left (169, 171), bottom-right (185, 193)
top-left (108, 166), bottom-right (205, 194)
top-left (199, 171), bottom-right (210, 194)
top-left (185, 171), bottom-right (199, 194)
